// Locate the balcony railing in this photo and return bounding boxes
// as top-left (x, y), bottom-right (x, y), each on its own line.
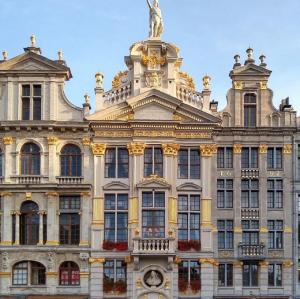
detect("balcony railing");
top-left (241, 208), bottom-right (260, 219)
top-left (12, 175), bottom-right (44, 184)
top-left (238, 243), bottom-right (265, 259)
top-left (57, 176), bottom-right (84, 184)
top-left (241, 168), bottom-right (259, 178)
top-left (133, 238), bottom-right (175, 255)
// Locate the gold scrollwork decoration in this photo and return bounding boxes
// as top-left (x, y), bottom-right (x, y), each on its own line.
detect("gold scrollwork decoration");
top-left (260, 81), bottom-right (268, 90)
top-left (283, 260), bottom-right (293, 268)
top-left (82, 138), bottom-right (91, 146)
top-left (233, 81), bottom-right (243, 90)
top-left (200, 144), bottom-right (217, 157)
top-left (259, 144), bottom-right (268, 154)
top-left (91, 143), bottom-right (107, 156)
top-left (141, 53), bottom-right (166, 68)
top-left (233, 144), bottom-right (242, 154)
top-left (47, 136), bottom-right (58, 145)
top-left (89, 258), bottom-right (105, 264)
top-left (112, 71), bottom-right (128, 90)
top-left (3, 136), bottom-right (13, 145)
top-left (127, 142), bottom-right (146, 155)
top-left (162, 143), bottom-right (180, 156)
top-left (283, 144), bottom-right (292, 154)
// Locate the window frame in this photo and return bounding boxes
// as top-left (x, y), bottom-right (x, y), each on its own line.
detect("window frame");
top-left (244, 93), bottom-right (257, 128)
top-left (242, 220), bottom-right (260, 245)
top-left (178, 260), bottom-right (201, 286)
top-left (21, 84), bottom-right (42, 121)
top-left (59, 261), bottom-right (80, 286)
top-left (268, 263), bottom-right (282, 287)
top-left (104, 193), bottom-right (128, 242)
top-left (241, 147), bottom-right (259, 168)
top-left (268, 220), bottom-right (283, 249)
top-left (178, 194), bottom-right (201, 241)
top-left (267, 147), bottom-right (283, 170)
top-left (144, 146), bottom-right (163, 177)
top-left (20, 143), bottom-right (41, 175)
top-left (60, 144), bottom-right (82, 177)
top-left (217, 179), bottom-right (234, 208)
top-left (105, 147), bottom-right (129, 179)
top-left (103, 259), bottom-right (127, 285)
top-left (218, 263), bottom-right (233, 287)
top-left (178, 148), bottom-right (201, 179)
top-left (217, 220), bottom-right (234, 249)
top-left (241, 179), bottom-right (259, 208)
top-left (267, 179), bottom-right (283, 209)
top-left (142, 191), bottom-right (165, 238)
top-left (217, 147), bottom-right (233, 169)
top-left (242, 262), bottom-right (259, 287)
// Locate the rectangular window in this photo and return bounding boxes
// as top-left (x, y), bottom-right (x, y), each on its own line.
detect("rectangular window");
top-left (217, 220), bottom-right (234, 249)
top-left (178, 260), bottom-right (201, 291)
top-left (242, 220), bottom-right (259, 245)
top-left (244, 94), bottom-right (256, 128)
top-left (243, 263), bottom-right (258, 286)
top-left (268, 220), bottom-right (283, 249)
top-left (105, 147), bottom-right (129, 178)
top-left (178, 148), bottom-right (200, 179)
top-left (59, 195), bottom-right (80, 245)
top-left (142, 191), bottom-right (165, 238)
top-left (218, 263), bottom-right (233, 287)
top-left (21, 84), bottom-right (42, 120)
top-left (178, 194), bottom-right (200, 241)
top-left (103, 260), bottom-right (127, 293)
top-left (267, 179), bottom-right (283, 209)
top-left (104, 194), bottom-right (128, 242)
top-left (241, 147), bottom-right (258, 168)
top-left (144, 147), bottom-right (163, 177)
top-left (268, 263), bottom-right (282, 286)
top-left (267, 147), bottom-right (283, 169)
top-left (241, 179), bottom-right (259, 208)
top-left (217, 147), bottom-right (233, 169)
top-left (217, 179), bottom-right (233, 208)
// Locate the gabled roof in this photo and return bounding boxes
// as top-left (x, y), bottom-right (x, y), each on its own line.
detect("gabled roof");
top-left (88, 89), bottom-right (221, 125)
top-left (0, 51), bottom-right (72, 79)
top-left (230, 63), bottom-right (272, 79)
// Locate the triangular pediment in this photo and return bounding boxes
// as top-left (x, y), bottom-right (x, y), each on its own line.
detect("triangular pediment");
top-left (231, 64), bottom-right (272, 76)
top-left (0, 52), bottom-right (71, 78)
top-left (88, 89), bottom-right (221, 124)
top-left (136, 176), bottom-right (171, 189)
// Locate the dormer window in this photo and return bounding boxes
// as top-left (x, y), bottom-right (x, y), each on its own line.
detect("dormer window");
top-left (21, 84), bottom-right (42, 120)
top-left (244, 93), bottom-right (256, 128)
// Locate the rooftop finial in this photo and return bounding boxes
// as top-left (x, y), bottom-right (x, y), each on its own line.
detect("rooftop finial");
top-left (58, 50), bottom-right (63, 61)
top-left (2, 51), bottom-right (8, 61)
top-left (147, 0), bottom-right (164, 39)
top-left (30, 34), bottom-right (36, 47)
top-left (233, 54), bottom-right (241, 68)
top-left (95, 72), bottom-right (104, 89)
top-left (245, 47), bottom-right (255, 65)
top-left (202, 74), bottom-right (211, 90)
top-left (259, 54), bottom-right (267, 67)
top-left (84, 93), bottom-right (90, 104)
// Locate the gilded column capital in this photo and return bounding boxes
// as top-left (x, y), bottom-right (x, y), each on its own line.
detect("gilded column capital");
top-left (260, 227), bottom-right (268, 233)
top-left (259, 144), bottom-right (268, 154)
top-left (89, 257), bottom-right (105, 264)
top-left (91, 143), bottom-right (106, 156)
top-left (1, 192), bottom-right (12, 197)
top-left (25, 192), bottom-right (32, 199)
top-left (162, 143), bottom-right (180, 156)
top-left (45, 192), bottom-right (59, 197)
top-left (234, 261), bottom-right (243, 268)
top-left (0, 272), bottom-right (11, 276)
top-left (82, 138), bottom-right (91, 146)
top-left (199, 258), bottom-right (218, 266)
top-left (233, 144), bottom-right (242, 154)
top-left (234, 226), bottom-right (242, 233)
top-left (283, 144), bottom-right (292, 154)
top-left (260, 81), bottom-right (268, 90)
top-left (174, 256), bottom-right (182, 264)
top-left (284, 226), bottom-right (292, 233)
top-left (2, 136), bottom-right (13, 145)
top-left (127, 142), bottom-right (146, 155)
top-left (283, 260), bottom-right (293, 268)
top-left (80, 192), bottom-right (91, 197)
top-left (46, 272), bottom-right (58, 276)
top-left (200, 144), bottom-right (217, 157)
top-left (124, 256), bottom-right (133, 264)
top-left (233, 81), bottom-right (243, 90)
top-left (47, 136), bottom-right (58, 145)
top-left (259, 261), bottom-right (269, 268)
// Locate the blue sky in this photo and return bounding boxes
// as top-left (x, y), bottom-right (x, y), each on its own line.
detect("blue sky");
top-left (1, 0), bottom-right (300, 112)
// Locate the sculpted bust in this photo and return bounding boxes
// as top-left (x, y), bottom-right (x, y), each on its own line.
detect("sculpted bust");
top-left (147, 0), bottom-right (164, 38)
top-left (146, 270), bottom-right (162, 287)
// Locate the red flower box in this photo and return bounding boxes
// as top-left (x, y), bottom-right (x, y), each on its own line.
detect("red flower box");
top-left (178, 279), bottom-right (188, 292)
top-left (190, 280), bottom-right (201, 292)
top-left (189, 240), bottom-right (201, 251)
top-left (178, 240), bottom-right (191, 251)
top-left (115, 242), bottom-right (128, 251)
top-left (102, 240), bottom-right (115, 250)
top-left (103, 278), bottom-right (114, 293)
top-left (115, 280), bottom-right (127, 293)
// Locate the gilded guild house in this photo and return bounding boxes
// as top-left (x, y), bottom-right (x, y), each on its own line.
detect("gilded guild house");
top-left (0, 3), bottom-right (299, 299)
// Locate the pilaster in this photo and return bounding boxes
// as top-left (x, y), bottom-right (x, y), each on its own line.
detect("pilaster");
top-left (90, 258), bottom-right (105, 299)
top-left (47, 136), bottom-right (58, 182)
top-left (45, 192), bottom-right (59, 246)
top-left (0, 192), bottom-right (13, 245)
top-left (80, 192), bottom-right (91, 247)
top-left (3, 136), bottom-right (13, 183)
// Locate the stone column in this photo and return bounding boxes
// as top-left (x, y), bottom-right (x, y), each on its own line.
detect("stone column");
top-left (259, 261), bottom-right (269, 295)
top-left (283, 260), bottom-right (293, 295)
top-left (80, 192), bottom-right (91, 247)
top-left (3, 136), bottom-right (13, 183)
top-left (47, 136), bottom-right (58, 183)
top-left (13, 210), bottom-right (21, 245)
top-left (90, 143), bottom-right (106, 250)
top-left (127, 143), bottom-right (145, 243)
top-left (45, 192), bottom-right (59, 246)
top-left (89, 258), bottom-right (105, 299)
top-left (38, 210), bottom-right (46, 246)
top-left (46, 272), bottom-right (58, 294)
top-left (82, 138), bottom-right (92, 183)
top-left (233, 261), bottom-right (243, 295)
top-left (0, 192), bottom-right (13, 245)
top-left (200, 144), bottom-right (216, 252)
top-left (199, 259), bottom-right (215, 299)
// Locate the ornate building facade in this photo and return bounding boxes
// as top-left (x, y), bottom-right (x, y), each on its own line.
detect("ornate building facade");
top-left (0, 8), bottom-right (299, 299)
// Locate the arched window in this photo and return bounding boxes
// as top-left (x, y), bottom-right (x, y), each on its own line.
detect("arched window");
top-left (13, 261), bottom-right (45, 285)
top-left (244, 93), bottom-right (257, 128)
top-left (60, 144), bottom-right (82, 177)
top-left (59, 261), bottom-right (80, 286)
top-left (0, 148), bottom-right (3, 177)
top-left (20, 201), bottom-right (39, 245)
top-left (21, 143), bottom-right (40, 175)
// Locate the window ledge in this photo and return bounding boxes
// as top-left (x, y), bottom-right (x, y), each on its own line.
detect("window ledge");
top-left (10, 285), bottom-right (47, 289)
top-left (57, 285), bottom-right (81, 288)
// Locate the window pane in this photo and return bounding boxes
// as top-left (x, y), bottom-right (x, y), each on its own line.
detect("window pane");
top-left (22, 98), bottom-right (30, 120)
top-left (33, 98), bottom-right (41, 120)
top-left (118, 148), bottom-right (129, 178)
top-left (105, 149), bottom-right (116, 178)
top-left (178, 150), bottom-right (188, 178)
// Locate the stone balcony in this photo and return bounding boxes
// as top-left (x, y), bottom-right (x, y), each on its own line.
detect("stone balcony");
top-left (11, 175), bottom-right (46, 184)
top-left (133, 238), bottom-right (176, 256)
top-left (241, 208), bottom-right (260, 219)
top-left (238, 243), bottom-right (265, 260)
top-left (241, 168), bottom-right (259, 179)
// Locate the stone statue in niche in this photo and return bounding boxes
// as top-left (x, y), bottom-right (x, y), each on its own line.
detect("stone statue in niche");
top-left (147, 0), bottom-right (164, 39)
top-left (145, 270), bottom-right (163, 288)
